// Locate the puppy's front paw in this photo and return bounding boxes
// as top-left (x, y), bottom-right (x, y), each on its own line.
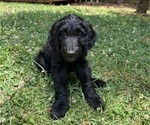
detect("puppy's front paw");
top-left (50, 100), bottom-right (69, 120)
top-left (87, 95), bottom-right (105, 111)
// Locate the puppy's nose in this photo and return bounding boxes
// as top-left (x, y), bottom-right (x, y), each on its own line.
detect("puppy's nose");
top-left (67, 46), bottom-right (78, 54)
top-left (67, 50), bottom-right (75, 54)
top-left (67, 45), bottom-right (78, 55)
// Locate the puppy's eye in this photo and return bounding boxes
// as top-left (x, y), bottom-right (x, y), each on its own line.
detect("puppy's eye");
top-left (78, 31), bottom-right (83, 36)
top-left (59, 31), bottom-right (66, 37)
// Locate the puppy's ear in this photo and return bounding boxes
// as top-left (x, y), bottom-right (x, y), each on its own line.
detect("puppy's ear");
top-left (47, 21), bottom-right (60, 52)
top-left (84, 21), bottom-right (97, 50)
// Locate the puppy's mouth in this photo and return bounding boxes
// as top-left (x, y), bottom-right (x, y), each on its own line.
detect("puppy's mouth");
top-left (64, 56), bottom-right (78, 63)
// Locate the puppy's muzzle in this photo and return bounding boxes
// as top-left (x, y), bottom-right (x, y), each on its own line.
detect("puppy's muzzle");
top-left (61, 37), bottom-right (82, 62)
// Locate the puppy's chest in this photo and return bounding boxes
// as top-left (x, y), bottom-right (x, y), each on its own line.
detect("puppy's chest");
top-left (67, 63), bottom-right (78, 73)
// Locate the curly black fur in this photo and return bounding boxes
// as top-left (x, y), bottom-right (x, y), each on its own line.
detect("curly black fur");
top-left (34, 14), bottom-right (106, 119)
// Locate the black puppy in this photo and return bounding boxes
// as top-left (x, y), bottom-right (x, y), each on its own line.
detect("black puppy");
top-left (34, 14), bottom-right (106, 119)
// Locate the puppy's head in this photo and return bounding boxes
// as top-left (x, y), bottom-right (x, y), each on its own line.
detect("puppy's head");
top-left (49, 14), bottom-right (96, 63)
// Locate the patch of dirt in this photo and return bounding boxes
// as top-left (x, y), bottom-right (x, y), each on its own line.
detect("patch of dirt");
top-left (70, 3), bottom-right (137, 9)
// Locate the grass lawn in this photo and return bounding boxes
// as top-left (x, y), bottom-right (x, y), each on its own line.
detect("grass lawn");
top-left (0, 2), bottom-right (150, 125)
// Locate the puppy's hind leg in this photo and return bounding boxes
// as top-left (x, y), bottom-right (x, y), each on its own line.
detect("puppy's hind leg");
top-left (34, 50), bottom-right (51, 74)
top-left (92, 78), bottom-right (106, 88)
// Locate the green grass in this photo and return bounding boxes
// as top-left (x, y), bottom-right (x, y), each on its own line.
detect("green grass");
top-left (0, 2), bottom-right (150, 125)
